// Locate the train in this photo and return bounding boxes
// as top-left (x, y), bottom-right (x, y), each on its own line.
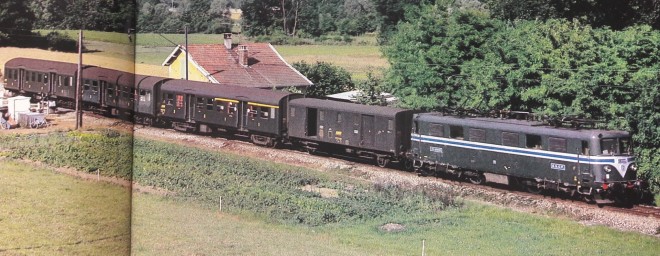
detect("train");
top-left (2, 57), bottom-right (648, 205)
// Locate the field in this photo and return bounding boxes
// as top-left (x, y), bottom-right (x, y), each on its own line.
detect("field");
top-left (0, 159), bottom-right (131, 255)
top-left (1, 130), bottom-right (659, 255)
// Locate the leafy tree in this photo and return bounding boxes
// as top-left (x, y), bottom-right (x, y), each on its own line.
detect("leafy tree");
top-left (355, 70), bottom-right (387, 105)
top-left (292, 61), bottom-right (354, 97)
top-left (0, 0), bottom-right (34, 43)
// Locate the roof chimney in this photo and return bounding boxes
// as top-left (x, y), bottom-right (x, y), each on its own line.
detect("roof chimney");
top-left (223, 33), bottom-right (232, 49)
top-left (238, 45), bottom-right (249, 67)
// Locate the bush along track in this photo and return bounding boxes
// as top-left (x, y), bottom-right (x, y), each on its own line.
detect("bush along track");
top-left (133, 138), bottom-right (461, 226)
top-left (0, 130), bottom-right (461, 227)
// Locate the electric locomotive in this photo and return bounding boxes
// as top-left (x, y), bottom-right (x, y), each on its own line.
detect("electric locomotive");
top-left (409, 113), bottom-right (644, 204)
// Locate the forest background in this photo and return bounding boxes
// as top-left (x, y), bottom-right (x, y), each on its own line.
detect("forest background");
top-left (1, 0), bottom-right (659, 193)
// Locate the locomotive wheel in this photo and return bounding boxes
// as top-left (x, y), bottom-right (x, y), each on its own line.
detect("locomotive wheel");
top-left (525, 182), bottom-right (542, 194)
top-left (376, 156), bottom-right (390, 168)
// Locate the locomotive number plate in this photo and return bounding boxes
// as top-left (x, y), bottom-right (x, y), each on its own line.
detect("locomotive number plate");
top-left (550, 163), bottom-right (566, 171)
top-left (430, 146), bottom-right (443, 153)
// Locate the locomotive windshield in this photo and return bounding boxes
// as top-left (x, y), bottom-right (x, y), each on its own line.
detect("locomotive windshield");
top-left (600, 137), bottom-right (632, 155)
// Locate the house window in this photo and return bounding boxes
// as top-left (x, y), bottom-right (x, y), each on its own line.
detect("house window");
top-left (469, 128), bottom-right (486, 142)
top-left (502, 132), bottom-right (519, 147)
top-left (548, 137), bottom-right (567, 152)
top-left (449, 126), bottom-right (464, 140)
top-left (428, 123), bottom-right (444, 137)
top-left (526, 134), bottom-right (542, 149)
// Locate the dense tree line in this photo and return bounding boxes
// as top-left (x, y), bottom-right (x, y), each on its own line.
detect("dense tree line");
top-left (383, 4), bottom-right (660, 190)
top-left (137, 0), bottom-right (240, 33)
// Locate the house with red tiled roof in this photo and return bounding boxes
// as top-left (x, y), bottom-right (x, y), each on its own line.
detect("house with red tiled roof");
top-left (161, 33), bottom-right (313, 91)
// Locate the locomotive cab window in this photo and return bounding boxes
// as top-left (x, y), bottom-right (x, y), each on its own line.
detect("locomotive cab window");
top-left (469, 128), bottom-right (486, 142)
top-left (449, 126), bottom-right (464, 140)
top-left (526, 134), bottom-right (542, 149)
top-left (428, 123), bottom-right (444, 137)
top-left (582, 141), bottom-right (590, 155)
top-left (502, 132), bottom-right (519, 147)
top-left (548, 137), bottom-right (567, 152)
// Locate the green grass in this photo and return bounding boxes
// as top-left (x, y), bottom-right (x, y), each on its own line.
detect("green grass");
top-left (274, 45), bottom-right (388, 80)
top-left (132, 195), bottom-right (660, 255)
top-left (0, 159), bottom-right (131, 255)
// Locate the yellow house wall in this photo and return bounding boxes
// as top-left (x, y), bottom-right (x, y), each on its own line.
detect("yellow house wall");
top-left (168, 54), bottom-right (211, 82)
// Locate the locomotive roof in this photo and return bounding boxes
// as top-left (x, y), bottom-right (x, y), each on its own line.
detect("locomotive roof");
top-left (415, 113), bottom-right (630, 139)
top-left (5, 58), bottom-right (78, 76)
top-left (83, 66), bottom-right (135, 86)
top-left (161, 79), bottom-right (297, 105)
top-left (290, 98), bottom-right (413, 117)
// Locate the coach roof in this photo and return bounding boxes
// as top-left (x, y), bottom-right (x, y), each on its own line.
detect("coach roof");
top-left (5, 58), bottom-right (78, 76)
top-left (290, 98), bottom-right (412, 117)
top-left (160, 79), bottom-right (297, 106)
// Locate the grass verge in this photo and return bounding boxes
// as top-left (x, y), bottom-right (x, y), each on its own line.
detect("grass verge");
top-left (0, 159), bottom-right (131, 255)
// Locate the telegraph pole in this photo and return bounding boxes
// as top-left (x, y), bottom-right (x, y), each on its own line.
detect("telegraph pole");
top-left (185, 25), bottom-right (189, 80)
top-left (75, 29), bottom-right (83, 129)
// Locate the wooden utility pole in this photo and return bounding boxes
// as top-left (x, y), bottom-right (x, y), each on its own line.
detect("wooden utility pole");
top-left (184, 25), bottom-right (189, 80)
top-left (75, 29), bottom-right (83, 129)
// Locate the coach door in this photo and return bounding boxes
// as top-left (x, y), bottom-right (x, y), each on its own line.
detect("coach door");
top-left (18, 69), bottom-right (25, 90)
top-left (306, 108), bottom-right (318, 137)
top-left (185, 94), bottom-right (194, 122)
top-left (49, 72), bottom-right (57, 95)
top-left (361, 115), bottom-right (375, 148)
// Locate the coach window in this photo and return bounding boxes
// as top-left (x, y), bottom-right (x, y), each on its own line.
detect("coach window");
top-left (165, 94), bottom-right (174, 105)
top-left (92, 81), bottom-right (99, 92)
top-left (108, 84), bottom-right (115, 96)
top-left (228, 102), bottom-right (236, 114)
top-left (526, 134), bottom-right (542, 149)
top-left (387, 119), bottom-right (394, 132)
top-left (502, 132), bottom-right (519, 147)
top-left (84, 80), bottom-right (91, 91)
top-left (428, 123), bottom-right (444, 137)
top-left (215, 101), bottom-right (225, 112)
top-left (43, 74), bottom-right (48, 83)
top-left (548, 137), bottom-right (567, 152)
top-left (206, 98), bottom-right (213, 110)
top-left (248, 106), bottom-right (257, 118)
top-left (469, 128), bottom-right (486, 142)
top-left (139, 89), bottom-right (150, 102)
top-left (319, 110), bottom-right (325, 121)
top-left (31, 72), bottom-right (36, 82)
top-left (260, 107), bottom-right (270, 119)
top-left (38, 73), bottom-right (43, 83)
top-left (196, 97), bottom-right (205, 110)
top-left (449, 126), bottom-right (464, 140)
top-left (337, 113), bottom-right (342, 123)
top-left (290, 107), bottom-right (295, 117)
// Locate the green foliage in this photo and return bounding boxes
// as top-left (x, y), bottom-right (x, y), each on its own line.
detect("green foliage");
top-left (28, 0), bottom-right (135, 32)
top-left (292, 61), bottom-right (354, 97)
top-left (355, 70), bottom-right (387, 105)
top-left (0, 130), bottom-right (134, 179)
top-left (44, 31), bottom-right (78, 51)
top-left (484, 0), bottom-right (660, 30)
top-left (0, 0), bottom-right (34, 44)
top-left (137, 0), bottom-right (234, 33)
top-left (132, 138), bottom-right (460, 226)
top-left (384, 5), bottom-right (660, 191)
